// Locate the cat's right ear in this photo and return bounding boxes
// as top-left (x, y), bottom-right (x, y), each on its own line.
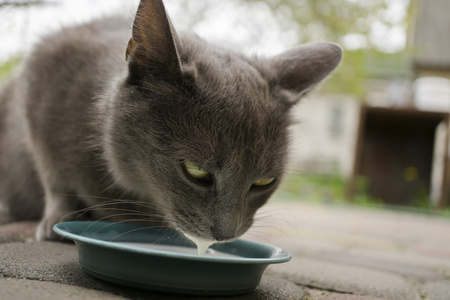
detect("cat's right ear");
top-left (269, 42), bottom-right (342, 106)
top-left (126, 0), bottom-right (182, 85)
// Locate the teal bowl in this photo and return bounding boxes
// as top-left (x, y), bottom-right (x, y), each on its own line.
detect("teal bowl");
top-left (53, 221), bottom-right (291, 296)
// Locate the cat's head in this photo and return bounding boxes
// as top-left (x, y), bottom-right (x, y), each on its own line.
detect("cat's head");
top-left (104, 0), bottom-right (342, 243)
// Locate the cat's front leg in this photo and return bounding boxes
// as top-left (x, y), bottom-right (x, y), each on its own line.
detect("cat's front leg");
top-left (36, 192), bottom-right (86, 241)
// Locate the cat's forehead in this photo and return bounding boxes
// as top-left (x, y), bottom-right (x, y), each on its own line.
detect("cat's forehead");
top-left (180, 37), bottom-right (270, 104)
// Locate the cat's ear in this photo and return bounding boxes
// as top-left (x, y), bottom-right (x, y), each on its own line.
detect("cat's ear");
top-left (269, 42), bottom-right (342, 105)
top-left (126, 0), bottom-right (182, 85)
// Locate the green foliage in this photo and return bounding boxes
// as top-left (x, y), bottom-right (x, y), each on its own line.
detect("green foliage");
top-left (321, 49), bottom-right (412, 96)
top-left (242, 0), bottom-right (402, 49)
top-left (0, 56), bottom-right (21, 82)
top-left (351, 175), bottom-right (383, 206)
top-left (320, 49), bottom-right (367, 97)
top-left (239, 0), bottom-right (412, 96)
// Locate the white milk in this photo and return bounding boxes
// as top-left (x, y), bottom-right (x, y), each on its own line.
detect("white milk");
top-left (182, 233), bottom-right (215, 255)
top-left (116, 242), bottom-right (240, 258)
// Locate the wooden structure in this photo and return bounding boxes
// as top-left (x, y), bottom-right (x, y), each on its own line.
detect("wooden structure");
top-left (348, 106), bottom-right (449, 207)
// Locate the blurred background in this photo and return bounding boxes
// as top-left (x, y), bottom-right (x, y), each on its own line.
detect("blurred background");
top-left (1, 0), bottom-right (449, 215)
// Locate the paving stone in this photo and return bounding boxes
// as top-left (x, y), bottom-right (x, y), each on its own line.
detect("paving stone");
top-left (422, 281), bottom-right (450, 300)
top-left (0, 221), bottom-right (37, 244)
top-left (0, 278), bottom-right (127, 300)
top-left (235, 272), bottom-right (309, 300)
top-left (0, 241), bottom-right (308, 300)
top-left (320, 296), bottom-right (387, 300)
top-left (297, 247), bottom-right (450, 283)
top-left (0, 232), bottom-right (24, 244)
top-left (270, 256), bottom-right (422, 300)
top-left (305, 289), bottom-right (388, 300)
top-left (245, 201), bottom-right (450, 267)
top-left (0, 221), bottom-right (38, 237)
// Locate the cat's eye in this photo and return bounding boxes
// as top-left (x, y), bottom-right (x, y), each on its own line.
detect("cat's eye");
top-left (253, 177), bottom-right (275, 187)
top-left (183, 160), bottom-right (210, 180)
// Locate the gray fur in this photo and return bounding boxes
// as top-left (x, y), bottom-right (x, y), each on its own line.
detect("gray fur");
top-left (0, 0), bottom-right (341, 241)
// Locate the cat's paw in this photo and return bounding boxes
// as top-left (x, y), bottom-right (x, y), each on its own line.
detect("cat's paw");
top-left (36, 217), bottom-right (62, 241)
top-left (36, 214), bottom-right (82, 241)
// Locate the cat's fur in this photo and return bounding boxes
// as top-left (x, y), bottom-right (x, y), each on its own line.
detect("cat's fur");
top-left (0, 0), bottom-right (342, 242)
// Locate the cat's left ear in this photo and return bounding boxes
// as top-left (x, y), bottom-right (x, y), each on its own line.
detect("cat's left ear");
top-left (269, 42), bottom-right (342, 105)
top-left (126, 0), bottom-right (182, 85)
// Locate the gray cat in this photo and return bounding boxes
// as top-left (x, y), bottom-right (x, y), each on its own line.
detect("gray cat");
top-left (0, 0), bottom-right (342, 243)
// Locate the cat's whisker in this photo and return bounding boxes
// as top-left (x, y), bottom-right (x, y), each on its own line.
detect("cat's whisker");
top-left (50, 192), bottom-right (163, 213)
top-left (108, 226), bottom-right (157, 242)
top-left (241, 231), bottom-right (273, 244)
top-left (42, 194), bottom-right (167, 230)
top-left (253, 215), bottom-right (293, 228)
top-left (80, 216), bottom-right (167, 236)
top-left (151, 228), bottom-right (188, 246)
top-left (59, 194), bottom-right (157, 208)
top-left (109, 226), bottom-right (180, 243)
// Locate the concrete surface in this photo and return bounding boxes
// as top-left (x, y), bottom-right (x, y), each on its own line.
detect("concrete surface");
top-left (1, 197), bottom-right (450, 300)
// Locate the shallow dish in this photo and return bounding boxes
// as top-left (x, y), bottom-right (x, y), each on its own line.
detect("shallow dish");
top-left (53, 221), bottom-right (291, 296)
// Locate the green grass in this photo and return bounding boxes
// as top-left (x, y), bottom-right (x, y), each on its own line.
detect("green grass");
top-left (0, 56), bottom-right (21, 82)
top-left (280, 173), bottom-right (379, 206)
top-left (277, 173), bottom-right (450, 218)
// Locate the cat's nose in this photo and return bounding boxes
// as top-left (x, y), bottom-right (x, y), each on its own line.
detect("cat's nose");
top-left (211, 227), bottom-right (235, 241)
